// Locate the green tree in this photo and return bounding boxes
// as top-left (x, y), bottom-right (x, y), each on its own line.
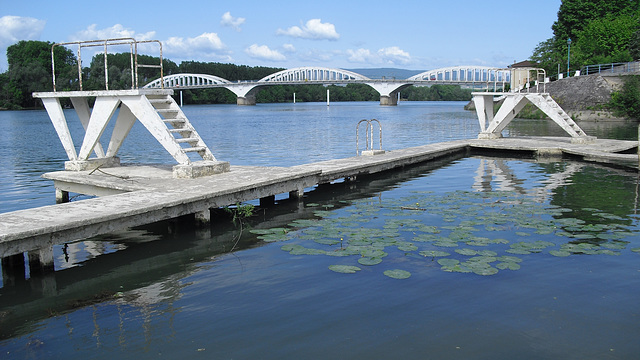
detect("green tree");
top-left (630, 28), bottom-right (640, 58)
top-left (531, 1), bottom-right (640, 76)
top-left (85, 52), bottom-right (178, 90)
top-left (3, 40), bottom-right (76, 108)
top-left (552, 0), bottom-right (638, 42)
top-left (572, 13), bottom-right (638, 66)
top-left (609, 75), bottom-right (640, 118)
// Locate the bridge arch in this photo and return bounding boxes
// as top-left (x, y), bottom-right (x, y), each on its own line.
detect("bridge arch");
top-left (258, 66), bottom-right (370, 82)
top-left (408, 66), bottom-right (511, 84)
top-left (144, 73), bottom-right (232, 89)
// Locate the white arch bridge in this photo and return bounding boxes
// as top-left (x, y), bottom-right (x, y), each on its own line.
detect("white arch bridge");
top-left (143, 66), bottom-right (512, 105)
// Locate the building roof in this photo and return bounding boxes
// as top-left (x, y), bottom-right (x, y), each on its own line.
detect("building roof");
top-left (509, 60), bottom-right (538, 68)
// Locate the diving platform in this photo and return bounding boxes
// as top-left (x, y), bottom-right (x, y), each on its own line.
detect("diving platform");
top-left (32, 89), bottom-right (229, 178)
top-left (473, 92), bottom-right (596, 143)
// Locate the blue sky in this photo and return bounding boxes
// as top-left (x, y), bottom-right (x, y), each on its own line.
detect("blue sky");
top-left (1, 0), bottom-right (561, 73)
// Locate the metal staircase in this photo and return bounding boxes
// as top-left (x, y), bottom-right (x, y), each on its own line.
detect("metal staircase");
top-left (146, 94), bottom-right (216, 163)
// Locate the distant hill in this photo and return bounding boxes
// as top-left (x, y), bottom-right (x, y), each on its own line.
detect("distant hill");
top-left (344, 68), bottom-right (425, 80)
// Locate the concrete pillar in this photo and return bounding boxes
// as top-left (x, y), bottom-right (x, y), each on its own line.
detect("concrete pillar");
top-left (56, 188), bottom-right (70, 203)
top-left (1, 253), bottom-right (26, 287)
top-left (28, 246), bottom-right (55, 276)
top-left (380, 94), bottom-right (398, 106)
top-left (237, 96), bottom-right (256, 105)
top-left (28, 246), bottom-right (57, 296)
top-left (289, 187), bottom-right (305, 200)
top-left (194, 209), bottom-right (211, 226)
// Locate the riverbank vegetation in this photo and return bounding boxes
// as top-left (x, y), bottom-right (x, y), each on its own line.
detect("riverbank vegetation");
top-left (531, 0), bottom-right (640, 77)
top-left (0, 40), bottom-right (471, 110)
top-left (610, 75), bottom-right (640, 119)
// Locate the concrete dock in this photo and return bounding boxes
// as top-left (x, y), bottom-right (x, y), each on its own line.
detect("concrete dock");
top-left (1, 136), bottom-right (638, 258)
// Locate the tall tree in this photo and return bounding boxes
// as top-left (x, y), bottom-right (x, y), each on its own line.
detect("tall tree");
top-left (531, 0), bottom-right (640, 76)
top-left (552, 0), bottom-right (639, 42)
top-left (3, 40), bottom-right (76, 108)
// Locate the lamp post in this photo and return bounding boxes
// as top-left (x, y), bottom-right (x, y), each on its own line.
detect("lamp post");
top-left (567, 38), bottom-right (572, 77)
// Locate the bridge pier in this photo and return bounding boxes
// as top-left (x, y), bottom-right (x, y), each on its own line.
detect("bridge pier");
top-left (237, 96), bottom-right (256, 106)
top-left (380, 94), bottom-right (398, 106)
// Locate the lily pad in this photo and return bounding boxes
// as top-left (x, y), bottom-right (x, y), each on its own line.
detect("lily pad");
top-left (470, 265), bottom-right (499, 276)
top-left (496, 262), bottom-right (521, 270)
top-left (396, 243), bottom-right (418, 252)
top-left (437, 258), bottom-right (460, 267)
top-left (358, 257), bottom-right (383, 266)
top-left (383, 269), bottom-right (411, 279)
top-left (314, 238), bottom-right (340, 245)
top-left (329, 265), bottom-right (361, 274)
top-left (549, 250), bottom-right (571, 257)
top-left (455, 248), bottom-right (478, 256)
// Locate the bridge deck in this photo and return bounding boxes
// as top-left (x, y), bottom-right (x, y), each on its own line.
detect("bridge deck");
top-left (0, 137), bottom-right (637, 258)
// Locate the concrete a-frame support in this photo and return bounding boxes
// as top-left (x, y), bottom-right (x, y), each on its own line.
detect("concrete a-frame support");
top-left (227, 84), bottom-right (261, 105)
top-left (473, 92), bottom-right (595, 143)
top-left (366, 82), bottom-right (411, 106)
top-left (33, 89), bottom-right (229, 177)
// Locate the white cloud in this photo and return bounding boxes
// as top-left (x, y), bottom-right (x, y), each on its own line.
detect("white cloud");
top-left (0, 15), bottom-right (46, 47)
top-left (164, 32), bottom-right (230, 60)
top-left (220, 12), bottom-right (245, 32)
top-left (277, 19), bottom-right (339, 40)
top-left (245, 44), bottom-right (286, 61)
top-left (282, 43), bottom-right (296, 53)
top-left (378, 46), bottom-right (411, 65)
top-left (347, 48), bottom-right (374, 63)
top-left (70, 24), bottom-right (156, 42)
top-left (347, 46), bottom-right (412, 65)
top-left (0, 15), bottom-right (46, 70)
top-left (70, 25), bottom-right (231, 62)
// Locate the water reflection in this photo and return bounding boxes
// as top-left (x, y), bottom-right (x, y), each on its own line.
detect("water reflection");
top-left (473, 157), bottom-right (583, 202)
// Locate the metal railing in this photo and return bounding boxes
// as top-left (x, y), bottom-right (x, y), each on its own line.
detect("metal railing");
top-left (580, 61), bottom-right (640, 76)
top-left (356, 119), bottom-right (382, 155)
top-left (51, 38), bottom-right (164, 91)
top-left (511, 68), bottom-right (547, 93)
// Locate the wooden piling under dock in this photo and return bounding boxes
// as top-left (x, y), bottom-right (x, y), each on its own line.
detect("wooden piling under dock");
top-left (0, 136), bottom-right (638, 263)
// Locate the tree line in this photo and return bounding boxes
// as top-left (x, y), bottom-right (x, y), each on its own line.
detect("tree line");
top-left (0, 40), bottom-right (472, 109)
top-left (531, 0), bottom-right (640, 76)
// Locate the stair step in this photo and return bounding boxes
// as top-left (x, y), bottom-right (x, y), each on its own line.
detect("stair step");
top-left (169, 128), bottom-right (192, 133)
top-left (148, 98), bottom-right (172, 104)
top-left (176, 137), bottom-right (200, 144)
top-left (164, 118), bottom-right (186, 124)
top-left (183, 146), bottom-right (207, 153)
top-left (157, 110), bottom-right (179, 118)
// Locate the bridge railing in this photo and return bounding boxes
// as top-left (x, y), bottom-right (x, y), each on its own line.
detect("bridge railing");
top-left (51, 38), bottom-right (164, 91)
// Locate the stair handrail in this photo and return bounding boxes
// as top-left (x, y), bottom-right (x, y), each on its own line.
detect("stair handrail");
top-left (510, 67), bottom-right (547, 94)
top-left (51, 38), bottom-right (164, 91)
top-left (356, 119), bottom-right (382, 155)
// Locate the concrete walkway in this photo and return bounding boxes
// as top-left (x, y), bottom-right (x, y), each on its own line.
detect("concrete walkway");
top-left (0, 137), bottom-right (637, 260)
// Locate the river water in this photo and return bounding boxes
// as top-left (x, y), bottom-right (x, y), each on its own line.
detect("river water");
top-left (1, 101), bottom-right (639, 359)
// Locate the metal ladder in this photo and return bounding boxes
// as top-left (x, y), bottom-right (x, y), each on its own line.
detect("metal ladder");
top-left (356, 119), bottom-right (384, 155)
